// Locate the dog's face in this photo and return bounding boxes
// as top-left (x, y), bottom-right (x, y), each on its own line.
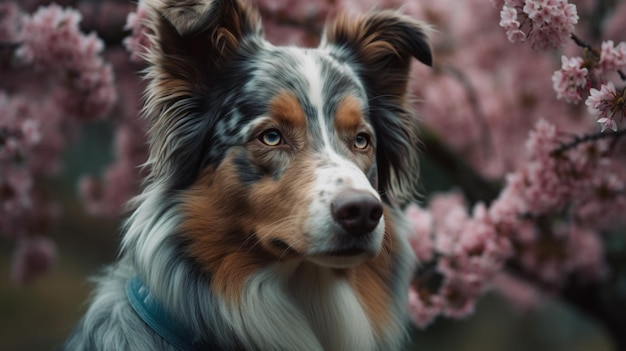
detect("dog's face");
top-left (187, 46), bottom-right (385, 269)
top-left (141, 0), bottom-right (431, 288)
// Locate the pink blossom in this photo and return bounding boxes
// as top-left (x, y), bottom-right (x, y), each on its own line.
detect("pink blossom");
top-left (16, 4), bottom-right (86, 67)
top-left (585, 82), bottom-right (622, 132)
top-left (598, 40), bottom-right (626, 75)
top-left (520, 119), bottom-right (572, 213)
top-left (500, 6), bottom-right (526, 42)
top-left (552, 55), bottom-right (588, 103)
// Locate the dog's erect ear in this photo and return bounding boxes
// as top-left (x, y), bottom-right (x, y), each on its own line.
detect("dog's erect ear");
top-left (322, 11), bottom-right (432, 204)
top-left (141, 0), bottom-right (262, 189)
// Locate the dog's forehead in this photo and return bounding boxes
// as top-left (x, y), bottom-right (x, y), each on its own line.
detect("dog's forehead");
top-left (237, 45), bottom-right (367, 137)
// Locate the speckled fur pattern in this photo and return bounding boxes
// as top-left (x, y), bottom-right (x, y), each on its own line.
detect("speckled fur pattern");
top-left (65, 0), bottom-right (432, 350)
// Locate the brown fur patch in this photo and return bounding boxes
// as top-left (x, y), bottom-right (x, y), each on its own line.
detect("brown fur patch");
top-left (180, 159), bottom-right (271, 302)
top-left (269, 91), bottom-right (306, 128)
top-left (334, 95), bottom-right (363, 132)
top-left (180, 149), bottom-right (318, 303)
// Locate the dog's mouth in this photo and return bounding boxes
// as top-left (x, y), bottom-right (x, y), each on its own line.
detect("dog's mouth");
top-left (269, 234), bottom-right (377, 268)
top-left (269, 238), bottom-right (297, 254)
top-left (321, 247), bottom-right (366, 257)
top-left (269, 238), bottom-right (373, 268)
top-left (270, 239), bottom-right (367, 256)
top-left (307, 250), bottom-right (370, 268)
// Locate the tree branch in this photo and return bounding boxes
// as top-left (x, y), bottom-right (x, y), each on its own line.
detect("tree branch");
top-left (551, 129), bottom-right (626, 156)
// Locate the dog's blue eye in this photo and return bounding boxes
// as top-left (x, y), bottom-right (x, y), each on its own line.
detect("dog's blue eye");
top-left (260, 129), bottom-right (282, 146)
top-left (354, 133), bottom-right (369, 150)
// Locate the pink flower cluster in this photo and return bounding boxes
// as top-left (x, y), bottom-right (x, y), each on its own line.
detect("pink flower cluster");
top-left (489, 120), bottom-right (615, 284)
top-left (407, 119), bottom-right (623, 326)
top-left (551, 56), bottom-right (588, 103)
top-left (1, 3), bottom-right (116, 284)
top-left (598, 40), bottom-right (626, 76)
top-left (552, 39), bottom-right (626, 131)
top-left (406, 194), bottom-right (512, 328)
top-left (498, 0), bottom-right (578, 50)
top-left (16, 4), bottom-right (116, 121)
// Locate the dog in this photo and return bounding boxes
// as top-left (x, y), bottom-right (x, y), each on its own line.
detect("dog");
top-left (65, 0), bottom-right (431, 349)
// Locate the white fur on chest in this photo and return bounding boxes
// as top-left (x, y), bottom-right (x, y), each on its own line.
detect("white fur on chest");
top-left (221, 262), bottom-right (376, 351)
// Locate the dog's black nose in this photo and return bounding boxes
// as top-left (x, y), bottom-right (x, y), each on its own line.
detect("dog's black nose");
top-left (331, 191), bottom-right (383, 235)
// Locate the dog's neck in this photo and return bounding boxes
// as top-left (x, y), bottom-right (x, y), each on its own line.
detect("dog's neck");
top-left (220, 260), bottom-right (377, 351)
top-left (287, 262), bottom-right (376, 350)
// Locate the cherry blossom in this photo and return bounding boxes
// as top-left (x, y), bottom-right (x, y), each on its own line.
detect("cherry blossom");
top-left (552, 55), bottom-right (588, 104)
top-left (598, 40), bottom-right (626, 76)
top-left (586, 82), bottom-right (624, 132)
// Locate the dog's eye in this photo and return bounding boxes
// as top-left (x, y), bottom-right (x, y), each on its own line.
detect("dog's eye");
top-left (354, 133), bottom-right (370, 150)
top-left (260, 129), bottom-right (283, 146)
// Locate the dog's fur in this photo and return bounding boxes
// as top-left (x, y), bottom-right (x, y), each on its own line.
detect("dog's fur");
top-left (65, 0), bottom-right (431, 350)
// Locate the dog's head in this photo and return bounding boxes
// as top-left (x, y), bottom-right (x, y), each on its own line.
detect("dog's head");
top-left (140, 0), bottom-right (431, 282)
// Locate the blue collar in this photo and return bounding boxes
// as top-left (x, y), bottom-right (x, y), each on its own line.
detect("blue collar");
top-left (125, 276), bottom-right (204, 351)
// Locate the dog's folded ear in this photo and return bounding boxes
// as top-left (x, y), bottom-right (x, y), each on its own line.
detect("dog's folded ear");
top-left (322, 11), bottom-right (432, 95)
top-left (143, 0), bottom-right (262, 94)
top-left (155, 0), bottom-right (218, 36)
top-left (322, 11), bottom-right (433, 204)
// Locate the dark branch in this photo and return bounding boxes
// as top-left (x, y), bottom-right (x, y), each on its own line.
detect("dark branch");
top-left (551, 129), bottom-right (626, 156)
top-left (570, 33), bottom-right (593, 50)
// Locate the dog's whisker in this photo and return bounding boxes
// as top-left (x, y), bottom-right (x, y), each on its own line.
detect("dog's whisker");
top-left (240, 216), bottom-right (301, 254)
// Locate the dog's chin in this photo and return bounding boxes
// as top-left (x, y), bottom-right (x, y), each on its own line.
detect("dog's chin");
top-left (306, 251), bottom-right (371, 268)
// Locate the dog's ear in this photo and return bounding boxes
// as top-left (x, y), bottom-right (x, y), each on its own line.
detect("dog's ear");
top-left (322, 11), bottom-right (432, 204)
top-left (141, 0), bottom-right (262, 189)
top-left (143, 0), bottom-right (261, 92)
